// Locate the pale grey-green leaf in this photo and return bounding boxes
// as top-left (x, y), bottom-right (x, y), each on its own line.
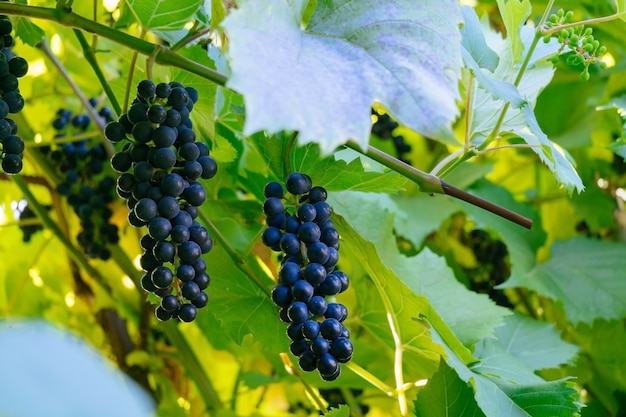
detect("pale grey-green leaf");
top-left (461, 6), bottom-right (499, 71)
top-left (222, 0), bottom-right (463, 153)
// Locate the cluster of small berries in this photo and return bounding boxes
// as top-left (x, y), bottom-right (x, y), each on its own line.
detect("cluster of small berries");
top-left (544, 8), bottom-right (607, 81)
top-left (261, 172), bottom-right (353, 381)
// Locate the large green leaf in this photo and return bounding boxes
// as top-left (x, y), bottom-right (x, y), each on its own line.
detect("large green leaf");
top-left (331, 191), bottom-right (508, 348)
top-left (506, 238), bottom-right (626, 325)
top-left (0, 320), bottom-right (154, 417)
top-left (206, 245), bottom-right (288, 353)
top-left (397, 248), bottom-right (511, 347)
top-left (336, 215), bottom-right (475, 376)
top-left (431, 329), bottom-right (582, 417)
top-left (222, 0), bottom-right (463, 152)
top-left (414, 360), bottom-right (487, 417)
top-left (124, 0), bottom-right (203, 31)
top-left (490, 312), bottom-right (579, 371)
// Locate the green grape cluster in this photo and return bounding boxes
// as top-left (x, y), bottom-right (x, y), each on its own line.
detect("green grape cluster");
top-left (544, 8), bottom-right (607, 81)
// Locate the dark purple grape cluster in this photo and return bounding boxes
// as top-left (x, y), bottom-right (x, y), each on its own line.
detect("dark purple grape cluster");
top-left (0, 14), bottom-right (28, 174)
top-left (104, 79), bottom-right (217, 323)
top-left (371, 108), bottom-right (411, 164)
top-left (13, 199), bottom-right (45, 243)
top-left (262, 172), bottom-right (353, 381)
top-left (39, 101), bottom-right (119, 260)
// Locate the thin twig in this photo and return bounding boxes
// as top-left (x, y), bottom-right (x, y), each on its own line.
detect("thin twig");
top-left (38, 36), bottom-right (115, 156)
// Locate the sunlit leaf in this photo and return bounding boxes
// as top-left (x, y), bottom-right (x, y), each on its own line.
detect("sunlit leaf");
top-left (506, 238), bottom-right (626, 324)
top-left (125, 0), bottom-right (203, 31)
top-left (222, 0), bottom-right (463, 152)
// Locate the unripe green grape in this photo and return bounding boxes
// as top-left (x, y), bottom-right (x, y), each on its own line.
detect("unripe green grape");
top-left (598, 46), bottom-right (607, 55)
top-left (543, 36), bottom-right (552, 44)
top-left (557, 8), bottom-right (565, 18)
top-left (592, 40), bottom-right (600, 50)
top-left (600, 61), bottom-right (608, 69)
top-left (565, 10), bottom-right (574, 22)
top-left (580, 71), bottom-right (590, 81)
top-left (584, 27), bottom-right (593, 36)
top-left (550, 55), bottom-right (560, 65)
top-left (549, 14), bottom-right (558, 23)
top-left (569, 35), bottom-right (579, 44)
top-left (583, 43), bottom-right (594, 53)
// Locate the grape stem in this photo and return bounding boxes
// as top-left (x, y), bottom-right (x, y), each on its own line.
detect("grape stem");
top-left (38, 36), bottom-right (115, 157)
top-left (0, 3), bottom-right (228, 87)
top-left (345, 142), bottom-right (533, 229)
top-left (73, 29), bottom-right (122, 117)
top-left (540, 13), bottom-right (620, 36)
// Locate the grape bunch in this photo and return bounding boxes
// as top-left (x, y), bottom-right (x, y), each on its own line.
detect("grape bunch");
top-left (0, 13), bottom-right (28, 174)
top-left (38, 102), bottom-right (119, 259)
top-left (261, 172), bottom-right (353, 381)
top-left (104, 79), bottom-right (218, 323)
top-left (543, 8), bottom-right (607, 81)
top-left (371, 108), bottom-right (411, 164)
top-left (462, 229), bottom-right (512, 308)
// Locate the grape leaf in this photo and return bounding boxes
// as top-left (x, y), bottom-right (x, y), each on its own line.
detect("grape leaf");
top-left (414, 361), bottom-right (487, 417)
top-left (470, 25), bottom-right (583, 193)
top-left (491, 312), bottom-right (579, 371)
top-left (461, 6), bottom-right (499, 72)
top-left (291, 144), bottom-right (407, 193)
top-left (222, 0), bottom-right (463, 152)
top-left (431, 328), bottom-right (582, 417)
top-left (331, 191), bottom-right (509, 348)
top-left (336, 215), bottom-right (475, 376)
top-left (0, 320), bottom-right (154, 417)
top-left (206, 245), bottom-right (288, 353)
top-left (504, 237), bottom-right (626, 325)
top-left (12, 17), bottom-right (45, 47)
top-left (496, 0), bottom-right (531, 64)
top-left (125, 0), bottom-right (203, 31)
top-left (325, 405), bottom-right (350, 417)
top-left (396, 248), bottom-right (511, 346)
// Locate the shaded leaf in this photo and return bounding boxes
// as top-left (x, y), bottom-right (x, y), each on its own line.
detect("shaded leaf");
top-left (325, 405), bottom-right (350, 417)
top-left (206, 245), bottom-right (287, 353)
top-left (12, 17), bottom-right (44, 47)
top-left (414, 360), bottom-right (486, 417)
top-left (222, 0), bottom-right (463, 152)
top-left (507, 238), bottom-right (626, 325)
